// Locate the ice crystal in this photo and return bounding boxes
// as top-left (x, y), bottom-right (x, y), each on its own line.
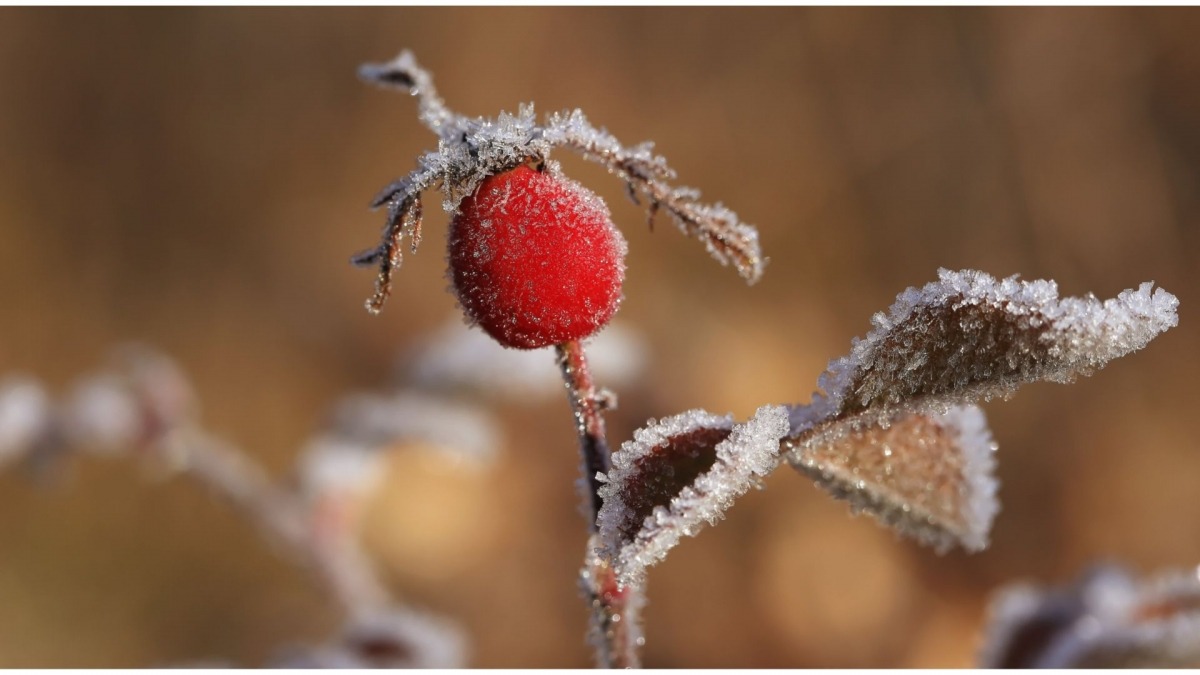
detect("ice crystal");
top-left (597, 405), bottom-right (788, 586)
top-left (353, 50), bottom-right (763, 314)
top-left (817, 269), bottom-right (1178, 423)
top-left (980, 564), bottom-right (1200, 668)
top-left (785, 405), bottom-right (998, 553)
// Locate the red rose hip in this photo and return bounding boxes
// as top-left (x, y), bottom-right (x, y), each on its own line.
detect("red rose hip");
top-left (447, 166), bottom-right (627, 349)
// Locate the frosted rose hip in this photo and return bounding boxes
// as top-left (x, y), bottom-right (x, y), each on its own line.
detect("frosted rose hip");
top-left (447, 166), bottom-right (627, 349)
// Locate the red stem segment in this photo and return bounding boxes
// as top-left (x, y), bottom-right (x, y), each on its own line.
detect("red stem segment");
top-left (555, 341), bottom-right (641, 668)
top-left (555, 340), bottom-right (611, 521)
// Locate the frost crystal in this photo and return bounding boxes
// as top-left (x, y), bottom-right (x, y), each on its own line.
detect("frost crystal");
top-left (354, 50), bottom-right (764, 314)
top-left (597, 405), bottom-right (788, 586)
top-left (0, 376), bottom-right (51, 467)
top-left (819, 269), bottom-right (1179, 421)
top-left (980, 564), bottom-right (1200, 668)
top-left (785, 405), bottom-right (998, 553)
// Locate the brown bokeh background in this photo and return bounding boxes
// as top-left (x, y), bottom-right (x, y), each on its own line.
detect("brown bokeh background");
top-left (1, 7), bottom-right (1198, 668)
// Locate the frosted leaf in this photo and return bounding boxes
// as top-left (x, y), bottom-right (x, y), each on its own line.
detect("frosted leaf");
top-left (355, 50), bottom-right (764, 313)
top-left (815, 269), bottom-right (1178, 422)
top-left (272, 608), bottom-right (468, 669)
top-left (785, 404), bottom-right (998, 553)
top-left (597, 405), bottom-right (788, 586)
top-left (403, 317), bottom-right (647, 400)
top-left (63, 374), bottom-right (140, 454)
top-left (0, 376), bottom-right (52, 467)
top-left (980, 564), bottom-right (1200, 668)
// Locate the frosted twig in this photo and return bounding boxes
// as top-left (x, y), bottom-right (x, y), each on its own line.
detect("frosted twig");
top-left (553, 340), bottom-right (640, 668)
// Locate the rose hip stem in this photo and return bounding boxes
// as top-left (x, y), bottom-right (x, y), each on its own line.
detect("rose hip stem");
top-left (555, 340), bottom-right (611, 520)
top-left (555, 340), bottom-right (641, 668)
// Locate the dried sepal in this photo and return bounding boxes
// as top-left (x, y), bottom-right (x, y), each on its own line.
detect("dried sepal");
top-left (358, 50), bottom-right (462, 138)
top-left (597, 405), bottom-right (788, 586)
top-left (786, 404), bottom-right (998, 553)
top-left (352, 167), bottom-right (437, 315)
top-left (816, 268), bottom-right (1178, 423)
top-left (544, 109), bottom-right (765, 284)
top-left (980, 564), bottom-right (1200, 668)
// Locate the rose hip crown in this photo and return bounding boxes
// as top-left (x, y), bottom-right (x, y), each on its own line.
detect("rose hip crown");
top-left (352, 50), bottom-right (765, 347)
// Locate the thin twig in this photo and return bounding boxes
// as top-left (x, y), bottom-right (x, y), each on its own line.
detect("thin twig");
top-left (555, 341), bottom-right (641, 668)
top-left (161, 427), bottom-right (390, 618)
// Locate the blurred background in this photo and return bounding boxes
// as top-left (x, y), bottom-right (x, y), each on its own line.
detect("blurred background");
top-left (0, 6), bottom-right (1198, 667)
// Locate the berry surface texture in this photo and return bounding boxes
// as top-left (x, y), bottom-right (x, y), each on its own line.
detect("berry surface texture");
top-left (447, 166), bottom-right (627, 349)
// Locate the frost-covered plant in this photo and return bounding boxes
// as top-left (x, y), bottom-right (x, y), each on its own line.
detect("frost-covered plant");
top-left (354, 51), bottom-right (1179, 667)
top-left (979, 562), bottom-right (1200, 668)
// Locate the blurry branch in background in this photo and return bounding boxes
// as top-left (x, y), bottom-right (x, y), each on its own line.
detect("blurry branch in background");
top-left (0, 345), bottom-right (476, 667)
top-left (979, 563), bottom-right (1200, 668)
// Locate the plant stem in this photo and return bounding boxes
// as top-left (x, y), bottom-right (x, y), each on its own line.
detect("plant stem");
top-left (164, 428), bottom-right (389, 618)
top-left (555, 341), bottom-right (611, 521)
top-left (555, 340), bottom-right (641, 668)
